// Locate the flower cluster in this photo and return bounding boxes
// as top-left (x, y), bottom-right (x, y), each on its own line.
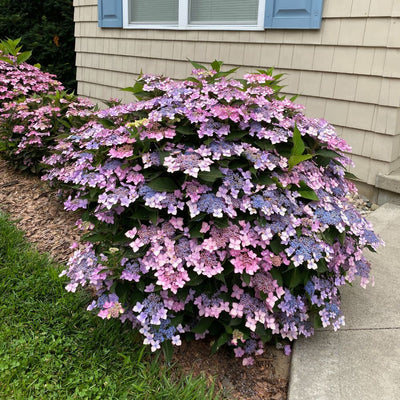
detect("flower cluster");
top-left (0, 49), bottom-right (63, 106)
top-left (6, 58), bottom-right (381, 364)
top-left (0, 46), bottom-right (94, 172)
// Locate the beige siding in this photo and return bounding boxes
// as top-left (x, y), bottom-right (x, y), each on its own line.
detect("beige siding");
top-left (73, 0), bottom-right (400, 193)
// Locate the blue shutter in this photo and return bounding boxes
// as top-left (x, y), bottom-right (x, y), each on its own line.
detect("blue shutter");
top-left (98, 0), bottom-right (123, 28)
top-left (264, 0), bottom-right (324, 29)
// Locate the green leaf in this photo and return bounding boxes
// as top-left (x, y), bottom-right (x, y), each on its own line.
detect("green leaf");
top-left (98, 118), bottom-right (115, 129)
top-left (270, 238), bottom-right (285, 254)
top-left (198, 167), bottom-right (224, 183)
top-left (255, 174), bottom-right (274, 186)
top-left (323, 227), bottom-right (340, 245)
top-left (188, 222), bottom-right (204, 238)
top-left (122, 79), bottom-right (144, 94)
top-left (255, 324), bottom-right (272, 343)
top-left (288, 154), bottom-right (313, 170)
top-left (316, 149), bottom-right (341, 159)
top-left (297, 181), bottom-right (319, 201)
top-left (241, 273), bottom-right (251, 285)
top-left (211, 333), bottom-right (229, 354)
top-left (291, 125), bottom-right (306, 157)
top-left (213, 67), bottom-right (239, 79)
top-left (312, 314), bottom-right (323, 329)
top-left (211, 60), bottom-right (223, 72)
top-left (148, 209), bottom-right (159, 225)
top-left (185, 272), bottom-right (204, 287)
top-left (0, 55), bottom-right (13, 64)
top-left (58, 119), bottom-right (71, 130)
top-left (16, 51), bottom-right (32, 64)
top-left (175, 126), bottom-right (197, 135)
top-left (225, 131), bottom-right (248, 141)
top-left (161, 340), bottom-right (174, 364)
top-left (344, 171), bottom-right (360, 180)
top-left (214, 216), bottom-right (229, 229)
top-left (254, 140), bottom-right (274, 151)
top-left (270, 269), bottom-right (283, 287)
top-left (187, 59), bottom-right (207, 70)
top-left (316, 259), bottom-right (328, 274)
top-left (285, 268), bottom-right (310, 289)
top-left (192, 318), bottom-right (213, 334)
top-left (147, 177), bottom-right (178, 192)
top-left (82, 233), bottom-right (107, 243)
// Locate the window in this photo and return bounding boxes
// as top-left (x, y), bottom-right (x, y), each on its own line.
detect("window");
top-left (122, 0), bottom-right (266, 30)
top-left (99, 0), bottom-right (324, 30)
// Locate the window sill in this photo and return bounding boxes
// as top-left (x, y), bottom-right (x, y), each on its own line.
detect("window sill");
top-left (122, 24), bottom-right (264, 31)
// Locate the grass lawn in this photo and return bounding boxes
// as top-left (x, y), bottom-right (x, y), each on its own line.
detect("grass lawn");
top-left (0, 212), bottom-right (221, 400)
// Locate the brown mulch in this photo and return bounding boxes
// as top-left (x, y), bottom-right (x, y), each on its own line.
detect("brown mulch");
top-left (0, 158), bottom-right (290, 399)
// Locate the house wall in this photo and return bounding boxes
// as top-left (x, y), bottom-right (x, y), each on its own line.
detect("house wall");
top-left (73, 0), bottom-right (400, 199)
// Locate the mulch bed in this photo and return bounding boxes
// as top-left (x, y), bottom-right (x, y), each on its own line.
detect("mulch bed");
top-left (0, 158), bottom-right (289, 399)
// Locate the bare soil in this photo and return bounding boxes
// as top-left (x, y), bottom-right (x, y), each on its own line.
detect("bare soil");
top-left (0, 158), bottom-right (290, 399)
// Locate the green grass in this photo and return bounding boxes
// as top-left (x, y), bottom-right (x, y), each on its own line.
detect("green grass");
top-left (0, 213), bottom-right (221, 400)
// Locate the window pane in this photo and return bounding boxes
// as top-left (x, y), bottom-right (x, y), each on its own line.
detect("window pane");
top-left (189, 0), bottom-right (259, 25)
top-left (129, 0), bottom-right (178, 24)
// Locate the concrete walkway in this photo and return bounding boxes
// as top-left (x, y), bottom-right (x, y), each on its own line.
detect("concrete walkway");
top-left (288, 203), bottom-right (400, 400)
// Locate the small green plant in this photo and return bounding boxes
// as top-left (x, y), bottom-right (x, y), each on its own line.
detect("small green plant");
top-left (0, 37), bottom-right (32, 65)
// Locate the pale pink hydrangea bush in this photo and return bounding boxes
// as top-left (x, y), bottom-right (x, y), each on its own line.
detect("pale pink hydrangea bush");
top-left (0, 49), bottom-right (94, 172)
top-left (43, 62), bottom-right (382, 364)
top-left (0, 49), bottom-right (63, 105)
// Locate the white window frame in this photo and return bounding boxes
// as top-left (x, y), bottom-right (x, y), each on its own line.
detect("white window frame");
top-left (122, 0), bottom-right (266, 30)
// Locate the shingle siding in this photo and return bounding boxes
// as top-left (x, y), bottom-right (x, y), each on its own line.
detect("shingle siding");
top-left (73, 0), bottom-right (400, 191)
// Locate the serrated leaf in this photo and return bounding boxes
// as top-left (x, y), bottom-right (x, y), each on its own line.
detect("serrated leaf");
top-left (297, 182), bottom-right (319, 201)
top-left (188, 222), bottom-right (204, 238)
top-left (188, 59), bottom-right (207, 70)
top-left (213, 67), bottom-right (239, 79)
top-left (211, 60), bottom-right (223, 72)
top-left (0, 55), bottom-right (13, 64)
top-left (16, 51), bottom-right (32, 64)
top-left (291, 124), bottom-right (305, 157)
top-left (192, 317), bottom-right (213, 334)
top-left (198, 167), bottom-right (223, 183)
top-left (270, 238), bottom-right (285, 254)
top-left (344, 171), bottom-right (359, 180)
top-left (316, 149), bottom-right (341, 159)
top-left (288, 154), bottom-right (313, 170)
top-left (147, 177), bottom-right (178, 192)
top-left (323, 227), bottom-right (338, 245)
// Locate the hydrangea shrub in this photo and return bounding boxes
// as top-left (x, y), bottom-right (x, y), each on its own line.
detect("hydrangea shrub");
top-left (0, 39), bottom-right (94, 172)
top-left (41, 61), bottom-right (382, 364)
top-left (0, 38), bottom-right (63, 105)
